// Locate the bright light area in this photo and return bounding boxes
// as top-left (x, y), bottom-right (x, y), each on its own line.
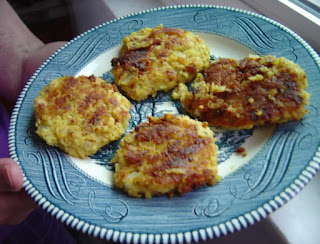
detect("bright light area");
top-left (306, 0), bottom-right (320, 6)
top-left (279, 0), bottom-right (320, 26)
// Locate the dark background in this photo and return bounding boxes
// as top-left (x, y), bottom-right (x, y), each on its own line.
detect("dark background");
top-left (9, 0), bottom-right (75, 43)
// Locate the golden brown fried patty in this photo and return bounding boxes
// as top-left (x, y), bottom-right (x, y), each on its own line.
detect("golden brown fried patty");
top-left (34, 75), bottom-right (131, 158)
top-left (111, 113), bottom-right (219, 199)
top-left (172, 55), bottom-right (310, 129)
top-left (111, 24), bottom-right (210, 101)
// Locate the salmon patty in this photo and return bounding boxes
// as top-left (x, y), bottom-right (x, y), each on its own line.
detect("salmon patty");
top-left (111, 113), bottom-right (219, 198)
top-left (111, 24), bottom-right (210, 101)
top-left (172, 55), bottom-right (310, 129)
top-left (34, 75), bottom-right (131, 158)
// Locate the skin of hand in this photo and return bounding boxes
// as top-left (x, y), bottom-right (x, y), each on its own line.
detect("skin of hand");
top-left (0, 158), bottom-right (36, 225)
top-left (0, 0), bottom-right (66, 225)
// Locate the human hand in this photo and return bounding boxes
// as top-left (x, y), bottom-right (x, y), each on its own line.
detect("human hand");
top-left (0, 1), bottom-right (66, 105)
top-left (0, 1), bottom-right (67, 225)
top-left (0, 158), bottom-right (37, 225)
top-left (0, 38), bottom-right (65, 225)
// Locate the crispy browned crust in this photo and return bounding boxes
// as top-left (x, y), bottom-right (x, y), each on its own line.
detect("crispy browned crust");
top-left (34, 75), bottom-right (131, 158)
top-left (174, 55), bottom-right (310, 129)
top-left (111, 25), bottom-right (210, 101)
top-left (111, 114), bottom-right (219, 198)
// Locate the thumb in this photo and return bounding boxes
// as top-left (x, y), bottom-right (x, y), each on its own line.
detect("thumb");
top-left (0, 158), bottom-right (24, 192)
top-left (23, 41), bottom-right (67, 86)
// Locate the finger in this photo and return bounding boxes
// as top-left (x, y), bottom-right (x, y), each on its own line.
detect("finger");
top-left (0, 158), bottom-right (23, 192)
top-left (0, 190), bottom-right (37, 225)
top-left (23, 41), bottom-right (67, 84)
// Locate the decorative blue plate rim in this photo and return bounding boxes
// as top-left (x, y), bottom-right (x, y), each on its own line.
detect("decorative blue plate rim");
top-left (8, 4), bottom-right (320, 244)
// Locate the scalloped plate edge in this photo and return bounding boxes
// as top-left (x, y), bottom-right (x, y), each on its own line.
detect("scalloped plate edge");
top-left (8, 4), bottom-right (320, 244)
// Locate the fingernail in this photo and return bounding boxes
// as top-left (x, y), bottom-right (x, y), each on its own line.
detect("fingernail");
top-left (0, 165), bottom-right (13, 191)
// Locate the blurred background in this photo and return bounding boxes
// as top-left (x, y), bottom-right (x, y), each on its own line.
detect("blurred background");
top-left (8, 0), bottom-right (75, 43)
top-left (7, 0), bottom-right (320, 51)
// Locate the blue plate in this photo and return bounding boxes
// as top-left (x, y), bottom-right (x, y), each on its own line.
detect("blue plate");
top-left (9, 5), bottom-right (320, 244)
